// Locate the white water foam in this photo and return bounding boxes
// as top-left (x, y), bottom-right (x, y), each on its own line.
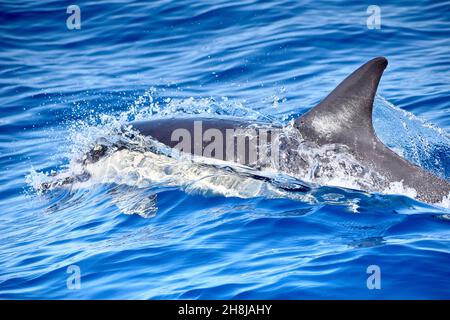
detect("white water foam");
top-left (26, 89), bottom-right (450, 210)
top-left (381, 181), bottom-right (418, 199)
top-left (436, 192), bottom-right (450, 210)
top-left (81, 148), bottom-right (310, 201)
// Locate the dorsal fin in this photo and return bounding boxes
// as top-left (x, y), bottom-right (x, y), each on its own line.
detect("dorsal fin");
top-left (294, 57), bottom-right (388, 148)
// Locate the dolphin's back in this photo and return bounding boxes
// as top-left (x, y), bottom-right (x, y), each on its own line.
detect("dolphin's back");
top-left (132, 118), bottom-right (256, 149)
top-left (130, 58), bottom-right (450, 204)
top-left (294, 57), bottom-right (450, 203)
top-left (131, 118), bottom-right (281, 167)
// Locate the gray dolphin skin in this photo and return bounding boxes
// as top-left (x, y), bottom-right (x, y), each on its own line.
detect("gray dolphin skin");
top-left (131, 57), bottom-right (450, 204)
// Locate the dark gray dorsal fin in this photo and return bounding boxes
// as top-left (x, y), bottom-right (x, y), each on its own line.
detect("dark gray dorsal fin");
top-left (294, 57), bottom-right (388, 147)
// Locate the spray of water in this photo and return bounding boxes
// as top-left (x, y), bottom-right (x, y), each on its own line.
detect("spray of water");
top-left (26, 88), bottom-right (450, 211)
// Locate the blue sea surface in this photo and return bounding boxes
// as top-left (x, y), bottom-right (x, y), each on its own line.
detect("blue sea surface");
top-left (1, 0), bottom-right (450, 299)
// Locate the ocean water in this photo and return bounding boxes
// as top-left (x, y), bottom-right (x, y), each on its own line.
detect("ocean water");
top-left (1, 0), bottom-right (450, 299)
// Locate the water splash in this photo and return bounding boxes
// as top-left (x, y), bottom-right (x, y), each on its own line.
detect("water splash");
top-left (26, 89), bottom-right (450, 212)
top-left (373, 95), bottom-right (450, 180)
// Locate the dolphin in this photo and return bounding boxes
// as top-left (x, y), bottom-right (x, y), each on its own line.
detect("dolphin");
top-left (126, 57), bottom-right (450, 204)
top-left (41, 57), bottom-right (449, 204)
